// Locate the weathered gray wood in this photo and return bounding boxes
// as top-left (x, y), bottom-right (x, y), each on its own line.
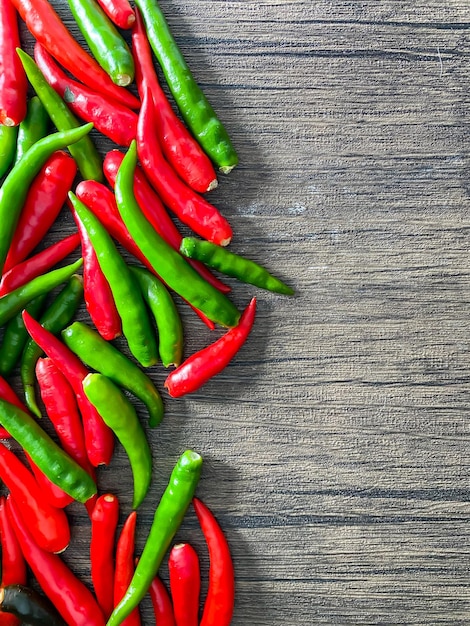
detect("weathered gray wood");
top-left (8, 0), bottom-right (470, 624)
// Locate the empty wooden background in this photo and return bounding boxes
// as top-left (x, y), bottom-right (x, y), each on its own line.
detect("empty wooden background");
top-left (12, 0), bottom-right (470, 624)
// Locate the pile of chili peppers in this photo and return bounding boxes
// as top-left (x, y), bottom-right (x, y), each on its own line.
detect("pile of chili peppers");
top-left (0, 0), bottom-right (294, 623)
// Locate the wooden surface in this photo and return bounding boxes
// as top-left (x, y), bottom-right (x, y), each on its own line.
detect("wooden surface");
top-left (11, 0), bottom-right (470, 624)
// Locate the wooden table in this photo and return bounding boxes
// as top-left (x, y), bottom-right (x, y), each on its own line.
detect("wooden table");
top-left (9, 0), bottom-right (470, 624)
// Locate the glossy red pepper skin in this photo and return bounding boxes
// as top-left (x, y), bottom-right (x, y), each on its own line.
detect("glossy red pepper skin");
top-left (34, 43), bottom-right (138, 147)
top-left (136, 87), bottom-right (233, 247)
top-left (0, 441), bottom-right (70, 554)
top-left (91, 494), bottom-right (120, 620)
top-left (104, 150), bottom-right (231, 295)
top-left (0, 496), bottom-right (26, 626)
top-left (25, 451), bottom-right (74, 509)
top-left (0, 233), bottom-right (80, 297)
top-left (3, 150), bottom-right (77, 274)
top-left (168, 543), bottom-right (200, 626)
top-left (131, 8), bottom-right (217, 194)
top-left (0, 0), bottom-right (27, 126)
top-left (22, 310), bottom-right (114, 467)
top-left (192, 498), bottom-right (235, 626)
top-left (6, 495), bottom-right (106, 626)
top-left (149, 577), bottom-right (176, 626)
top-left (165, 297), bottom-right (256, 397)
top-left (10, 0), bottom-right (139, 110)
top-left (96, 0), bottom-right (135, 29)
top-left (114, 510), bottom-right (141, 626)
top-left (71, 203), bottom-right (122, 341)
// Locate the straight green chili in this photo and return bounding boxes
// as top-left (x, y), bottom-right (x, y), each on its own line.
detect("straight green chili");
top-left (107, 449), bottom-right (202, 625)
top-left (14, 95), bottom-right (50, 164)
top-left (0, 123), bottom-right (17, 177)
top-left (62, 320), bottom-right (164, 427)
top-left (115, 141), bottom-right (240, 328)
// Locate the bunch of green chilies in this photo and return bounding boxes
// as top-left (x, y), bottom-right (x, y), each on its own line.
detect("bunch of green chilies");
top-left (0, 0), bottom-right (294, 623)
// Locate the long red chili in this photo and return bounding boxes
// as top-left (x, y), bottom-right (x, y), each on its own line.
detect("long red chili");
top-left (0, 441), bottom-right (70, 554)
top-left (131, 8), bottom-right (217, 194)
top-left (34, 43), bottom-right (138, 147)
top-left (25, 451), bottom-right (74, 509)
top-left (165, 297), bottom-right (257, 397)
top-left (148, 577), bottom-right (176, 626)
top-left (0, 496), bottom-right (26, 626)
top-left (91, 494), bottom-right (120, 620)
top-left (96, 0), bottom-right (135, 29)
top-left (6, 495), bottom-right (106, 626)
top-left (22, 310), bottom-right (114, 467)
top-left (0, 0), bottom-right (27, 126)
top-left (0, 233), bottom-right (80, 297)
top-left (10, 0), bottom-right (139, 110)
top-left (114, 510), bottom-right (141, 626)
top-left (136, 86), bottom-right (233, 247)
top-left (192, 498), bottom-right (235, 626)
top-left (104, 150), bottom-right (231, 295)
top-left (2, 150), bottom-right (77, 274)
top-left (70, 202), bottom-right (122, 341)
top-left (168, 543), bottom-right (200, 626)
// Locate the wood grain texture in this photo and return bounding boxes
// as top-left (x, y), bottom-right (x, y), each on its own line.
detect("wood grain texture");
top-left (6, 0), bottom-right (470, 624)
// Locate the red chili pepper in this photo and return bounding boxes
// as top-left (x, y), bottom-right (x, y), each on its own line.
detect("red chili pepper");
top-left (22, 310), bottom-right (114, 467)
top-left (114, 510), bottom-right (141, 626)
top-left (0, 496), bottom-right (26, 626)
top-left (10, 0), bottom-right (139, 110)
top-left (34, 43), bottom-right (138, 147)
top-left (91, 494), bottom-right (120, 620)
top-left (165, 297), bottom-right (256, 397)
top-left (3, 150), bottom-right (77, 274)
top-left (136, 86), bottom-right (233, 247)
top-left (168, 543), bottom-right (200, 626)
top-left (0, 233), bottom-right (81, 297)
top-left (6, 495), bottom-right (106, 626)
top-left (0, 441), bottom-right (70, 554)
top-left (24, 451), bottom-right (74, 509)
top-left (70, 202), bottom-right (122, 341)
top-left (0, 0), bottom-right (27, 126)
top-left (149, 577), bottom-right (176, 626)
top-left (131, 8), bottom-right (217, 194)
top-left (96, 0), bottom-right (135, 29)
top-left (192, 498), bottom-right (235, 626)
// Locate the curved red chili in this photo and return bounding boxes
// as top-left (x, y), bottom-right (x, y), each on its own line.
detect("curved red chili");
top-left (6, 495), bottom-right (106, 626)
top-left (148, 577), bottom-right (176, 626)
top-left (34, 43), bottom-right (138, 147)
top-left (168, 543), bottom-right (200, 626)
top-left (136, 86), bottom-right (233, 247)
top-left (0, 495), bottom-right (26, 626)
top-left (0, 233), bottom-right (80, 297)
top-left (0, 441), bottom-right (70, 554)
top-left (114, 510), bottom-right (141, 626)
top-left (96, 0), bottom-right (135, 29)
top-left (165, 297), bottom-right (256, 397)
top-left (131, 8), bottom-right (217, 193)
top-left (70, 202), bottom-right (122, 341)
top-left (2, 150), bottom-right (77, 274)
top-left (192, 498), bottom-right (235, 626)
top-left (0, 0), bottom-right (27, 126)
top-left (25, 452), bottom-right (74, 509)
top-left (10, 0), bottom-right (139, 110)
top-left (91, 494), bottom-right (120, 620)
top-left (22, 310), bottom-right (114, 468)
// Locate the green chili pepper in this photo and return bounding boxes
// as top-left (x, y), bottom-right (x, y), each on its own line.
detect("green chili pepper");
top-left (0, 124), bottom-right (18, 178)
top-left (62, 320), bottom-right (164, 427)
top-left (0, 259), bottom-right (83, 328)
top-left (0, 294), bottom-right (47, 376)
top-left (17, 49), bottom-right (102, 182)
top-left (0, 398), bottom-right (97, 503)
top-left (180, 236), bottom-right (295, 295)
top-left (115, 141), bottom-right (240, 328)
top-left (107, 449), bottom-right (202, 626)
top-left (14, 96), bottom-right (50, 164)
top-left (0, 120), bottom-right (93, 275)
top-left (20, 274), bottom-right (84, 417)
top-left (68, 191), bottom-right (159, 368)
top-left (134, 0), bottom-right (237, 173)
top-left (83, 373), bottom-right (152, 509)
top-left (66, 0), bottom-right (135, 87)
top-left (129, 265), bottom-right (183, 368)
